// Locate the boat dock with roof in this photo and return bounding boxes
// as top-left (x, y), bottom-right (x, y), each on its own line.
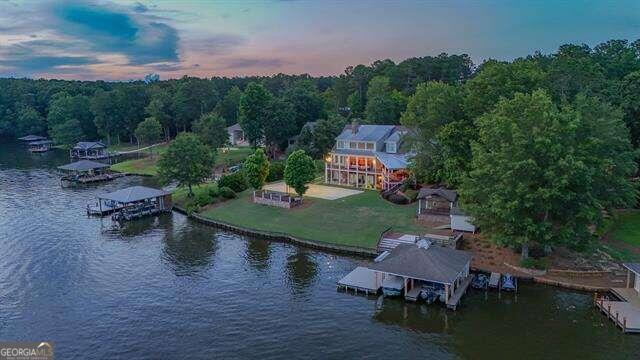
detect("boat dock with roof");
top-left (87, 186), bottom-right (172, 221)
top-left (337, 238), bottom-right (473, 310)
top-left (58, 160), bottom-right (122, 187)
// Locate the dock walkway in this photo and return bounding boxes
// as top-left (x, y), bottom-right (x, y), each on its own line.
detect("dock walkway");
top-left (405, 286), bottom-right (421, 302)
top-left (447, 275), bottom-right (473, 310)
top-left (596, 288), bottom-right (640, 333)
top-left (488, 272), bottom-right (501, 288)
top-left (337, 267), bottom-right (380, 295)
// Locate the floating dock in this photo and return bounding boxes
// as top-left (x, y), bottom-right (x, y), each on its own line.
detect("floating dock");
top-left (337, 267), bottom-right (380, 295)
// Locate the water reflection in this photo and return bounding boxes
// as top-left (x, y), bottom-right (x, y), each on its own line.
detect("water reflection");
top-left (162, 224), bottom-right (217, 276)
top-left (284, 248), bottom-right (318, 293)
top-left (116, 214), bottom-right (173, 238)
top-left (245, 237), bottom-right (271, 271)
top-left (374, 297), bottom-right (452, 334)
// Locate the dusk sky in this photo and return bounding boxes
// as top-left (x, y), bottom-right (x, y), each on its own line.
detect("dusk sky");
top-left (0, 0), bottom-right (638, 80)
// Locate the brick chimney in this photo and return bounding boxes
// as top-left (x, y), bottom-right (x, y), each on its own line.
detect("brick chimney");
top-left (351, 119), bottom-right (360, 134)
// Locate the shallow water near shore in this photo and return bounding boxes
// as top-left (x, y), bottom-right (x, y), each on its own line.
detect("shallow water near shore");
top-left (1, 140), bottom-right (639, 359)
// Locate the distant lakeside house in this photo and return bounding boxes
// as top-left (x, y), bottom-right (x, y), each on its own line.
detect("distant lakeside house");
top-left (324, 123), bottom-right (412, 190)
top-left (227, 123), bottom-right (249, 146)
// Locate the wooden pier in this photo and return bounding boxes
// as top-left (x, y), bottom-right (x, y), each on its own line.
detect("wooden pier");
top-left (595, 288), bottom-right (640, 333)
top-left (446, 275), bottom-right (473, 310)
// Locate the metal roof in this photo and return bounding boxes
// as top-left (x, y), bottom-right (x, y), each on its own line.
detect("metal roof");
top-left (18, 135), bottom-right (47, 141)
top-left (28, 140), bottom-right (53, 145)
top-left (332, 148), bottom-right (377, 157)
top-left (336, 125), bottom-right (396, 142)
top-left (375, 152), bottom-right (411, 170)
top-left (73, 141), bottom-right (106, 150)
top-left (417, 188), bottom-right (458, 202)
top-left (623, 263), bottom-right (640, 275)
top-left (58, 160), bottom-right (110, 172)
top-left (98, 186), bottom-right (170, 203)
top-left (227, 123), bottom-right (242, 131)
top-left (368, 243), bottom-right (472, 285)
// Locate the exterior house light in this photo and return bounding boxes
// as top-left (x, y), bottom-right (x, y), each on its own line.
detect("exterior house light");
top-left (325, 155), bottom-right (332, 162)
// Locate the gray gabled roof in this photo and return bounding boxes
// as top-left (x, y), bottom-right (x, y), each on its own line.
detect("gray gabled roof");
top-left (417, 188), bottom-right (458, 202)
top-left (73, 141), bottom-right (106, 150)
top-left (98, 186), bottom-right (170, 203)
top-left (375, 152), bottom-right (411, 170)
top-left (227, 123), bottom-right (242, 131)
top-left (28, 140), bottom-right (53, 145)
top-left (58, 160), bottom-right (110, 172)
top-left (19, 135), bottom-right (47, 141)
top-left (368, 243), bottom-right (472, 285)
top-left (336, 125), bottom-right (396, 142)
top-left (623, 263), bottom-right (640, 275)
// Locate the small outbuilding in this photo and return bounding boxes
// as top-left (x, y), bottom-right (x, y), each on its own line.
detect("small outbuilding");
top-left (417, 188), bottom-right (476, 232)
top-left (70, 141), bottom-right (108, 160)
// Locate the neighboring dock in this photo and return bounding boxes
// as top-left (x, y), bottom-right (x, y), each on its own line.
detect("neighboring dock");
top-left (595, 263), bottom-right (640, 333)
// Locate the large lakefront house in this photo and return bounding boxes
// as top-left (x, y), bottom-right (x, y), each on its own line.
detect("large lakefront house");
top-left (324, 123), bottom-right (412, 190)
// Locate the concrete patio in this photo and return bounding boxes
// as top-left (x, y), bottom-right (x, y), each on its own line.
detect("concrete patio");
top-left (263, 181), bottom-right (362, 200)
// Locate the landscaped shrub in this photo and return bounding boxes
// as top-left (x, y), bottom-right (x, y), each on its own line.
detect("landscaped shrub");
top-left (195, 191), bottom-right (213, 207)
top-left (207, 186), bottom-right (219, 198)
top-left (388, 192), bottom-right (410, 205)
top-left (219, 186), bottom-right (237, 199)
top-left (266, 161), bottom-right (285, 182)
top-left (520, 257), bottom-right (550, 270)
top-left (403, 189), bottom-right (418, 202)
top-left (218, 171), bottom-right (247, 192)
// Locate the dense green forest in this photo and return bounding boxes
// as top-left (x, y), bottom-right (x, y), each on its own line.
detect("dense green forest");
top-left (2, 38), bottom-right (639, 253)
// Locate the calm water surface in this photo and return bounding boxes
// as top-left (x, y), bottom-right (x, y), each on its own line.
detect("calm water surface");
top-left (0, 140), bottom-right (639, 359)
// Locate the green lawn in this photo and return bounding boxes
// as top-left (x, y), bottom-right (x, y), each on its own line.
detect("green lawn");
top-left (599, 210), bottom-right (640, 262)
top-left (198, 189), bottom-right (428, 249)
top-left (111, 145), bottom-right (251, 176)
top-left (608, 211), bottom-right (640, 246)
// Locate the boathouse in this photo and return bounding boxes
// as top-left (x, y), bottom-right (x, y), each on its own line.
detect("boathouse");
top-left (27, 140), bottom-right (53, 153)
top-left (57, 160), bottom-right (116, 187)
top-left (88, 186), bottom-right (172, 220)
top-left (368, 241), bottom-right (473, 309)
top-left (70, 141), bottom-right (108, 160)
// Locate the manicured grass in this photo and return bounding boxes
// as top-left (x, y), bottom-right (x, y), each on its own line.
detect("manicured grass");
top-left (111, 156), bottom-right (160, 176)
top-left (111, 145), bottom-right (251, 176)
top-left (608, 211), bottom-right (640, 246)
top-left (198, 189), bottom-right (428, 249)
top-left (217, 147), bottom-right (253, 167)
top-left (599, 210), bottom-right (640, 262)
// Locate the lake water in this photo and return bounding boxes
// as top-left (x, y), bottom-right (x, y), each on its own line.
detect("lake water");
top-left (0, 140), bottom-right (638, 359)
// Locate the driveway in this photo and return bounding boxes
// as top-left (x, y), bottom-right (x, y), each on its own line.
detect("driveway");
top-left (262, 181), bottom-right (363, 200)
